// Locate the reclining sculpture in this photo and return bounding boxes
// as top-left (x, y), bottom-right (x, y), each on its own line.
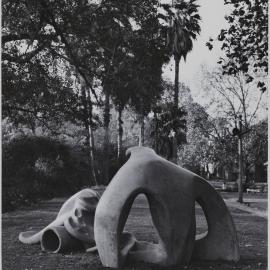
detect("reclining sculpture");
top-left (19, 146), bottom-right (239, 268)
top-left (94, 147), bottom-right (240, 267)
top-left (19, 189), bottom-right (100, 253)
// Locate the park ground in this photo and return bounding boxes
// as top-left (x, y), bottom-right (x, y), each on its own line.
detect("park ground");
top-left (2, 191), bottom-right (267, 270)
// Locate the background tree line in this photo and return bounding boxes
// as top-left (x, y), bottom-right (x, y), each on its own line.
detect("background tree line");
top-left (2, 0), bottom-right (267, 211)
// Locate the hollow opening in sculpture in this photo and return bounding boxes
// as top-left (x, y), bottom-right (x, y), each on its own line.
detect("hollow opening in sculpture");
top-left (123, 193), bottom-right (158, 243)
top-left (195, 201), bottom-right (208, 239)
top-left (120, 192), bottom-right (167, 264)
top-left (42, 229), bottom-right (60, 252)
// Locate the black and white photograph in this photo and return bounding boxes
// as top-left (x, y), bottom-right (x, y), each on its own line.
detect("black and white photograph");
top-left (1, 0), bottom-right (268, 269)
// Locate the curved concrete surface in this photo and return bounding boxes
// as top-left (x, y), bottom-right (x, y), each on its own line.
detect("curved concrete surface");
top-left (94, 147), bottom-right (239, 268)
top-left (19, 189), bottom-right (100, 252)
top-left (41, 225), bottom-right (83, 253)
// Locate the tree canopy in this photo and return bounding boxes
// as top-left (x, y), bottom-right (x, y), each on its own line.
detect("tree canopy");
top-left (206, 0), bottom-right (268, 91)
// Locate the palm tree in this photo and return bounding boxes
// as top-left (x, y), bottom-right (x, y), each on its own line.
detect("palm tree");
top-left (165, 0), bottom-right (201, 162)
top-left (168, 0), bottom-right (201, 106)
top-left (171, 19), bottom-right (193, 107)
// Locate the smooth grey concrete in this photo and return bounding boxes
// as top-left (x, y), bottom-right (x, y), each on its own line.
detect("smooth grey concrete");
top-left (94, 147), bottom-right (240, 268)
top-left (41, 226), bottom-right (82, 253)
top-left (19, 189), bottom-right (99, 252)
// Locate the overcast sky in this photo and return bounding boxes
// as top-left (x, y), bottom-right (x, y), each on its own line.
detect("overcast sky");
top-left (162, 0), bottom-right (230, 100)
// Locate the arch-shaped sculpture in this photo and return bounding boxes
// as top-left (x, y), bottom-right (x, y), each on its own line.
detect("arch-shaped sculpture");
top-left (94, 147), bottom-right (239, 268)
top-left (19, 188), bottom-right (100, 253)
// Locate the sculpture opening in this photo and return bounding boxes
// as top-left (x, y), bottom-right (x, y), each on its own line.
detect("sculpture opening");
top-left (195, 202), bottom-right (208, 237)
top-left (123, 194), bottom-right (158, 244)
top-left (41, 226), bottom-right (83, 253)
top-left (42, 229), bottom-right (60, 252)
top-left (118, 192), bottom-right (168, 265)
top-left (108, 187), bottom-right (171, 265)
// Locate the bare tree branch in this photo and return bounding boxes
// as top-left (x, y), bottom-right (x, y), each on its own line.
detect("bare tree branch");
top-left (248, 91), bottom-right (264, 125)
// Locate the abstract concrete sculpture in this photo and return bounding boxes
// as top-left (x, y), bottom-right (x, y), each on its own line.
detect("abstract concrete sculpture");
top-left (19, 189), bottom-right (100, 253)
top-left (94, 147), bottom-right (240, 268)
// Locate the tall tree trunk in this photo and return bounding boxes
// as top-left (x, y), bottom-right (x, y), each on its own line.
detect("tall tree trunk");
top-left (81, 85), bottom-right (98, 186)
top-left (117, 106), bottom-right (124, 159)
top-left (154, 111), bottom-right (158, 153)
top-left (30, 121), bottom-right (36, 135)
top-left (103, 90), bottom-right (111, 184)
top-left (172, 134), bottom-right (178, 164)
top-left (174, 56), bottom-right (180, 108)
top-left (139, 114), bottom-right (145, 146)
top-left (138, 99), bottom-right (145, 146)
top-left (172, 56), bottom-right (180, 164)
top-left (237, 116), bottom-right (243, 203)
top-left (86, 88), bottom-right (98, 186)
top-left (86, 125), bottom-right (98, 186)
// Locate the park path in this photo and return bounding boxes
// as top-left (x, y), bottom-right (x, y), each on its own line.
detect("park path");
top-left (224, 198), bottom-right (267, 219)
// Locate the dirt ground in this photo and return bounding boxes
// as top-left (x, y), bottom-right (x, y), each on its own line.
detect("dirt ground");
top-left (2, 192), bottom-right (267, 270)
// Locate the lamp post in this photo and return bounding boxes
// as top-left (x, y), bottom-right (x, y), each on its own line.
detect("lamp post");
top-left (232, 116), bottom-right (243, 202)
top-left (232, 115), bottom-right (250, 203)
top-left (237, 115), bottom-right (243, 203)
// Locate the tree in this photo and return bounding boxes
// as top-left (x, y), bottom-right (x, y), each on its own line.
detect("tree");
top-left (160, 0), bottom-right (201, 162)
top-left (206, 0), bottom-right (268, 91)
top-left (148, 82), bottom-right (187, 159)
top-left (150, 103), bottom-right (187, 159)
top-left (126, 2), bottom-right (171, 147)
top-left (198, 65), bottom-right (267, 195)
top-left (2, 0), bottom-right (173, 183)
top-left (92, 0), bottom-right (136, 181)
top-left (199, 66), bottom-right (266, 129)
top-left (168, 2), bottom-right (200, 106)
top-left (244, 119), bottom-right (267, 182)
top-left (2, 0), bottom-right (103, 185)
top-left (79, 0), bottom-right (170, 180)
top-left (178, 102), bottom-right (238, 178)
top-left (110, 57), bottom-right (134, 159)
top-left (2, 58), bottom-right (75, 134)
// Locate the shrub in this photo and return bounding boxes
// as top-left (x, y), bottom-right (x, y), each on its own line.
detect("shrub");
top-left (2, 136), bottom-right (90, 212)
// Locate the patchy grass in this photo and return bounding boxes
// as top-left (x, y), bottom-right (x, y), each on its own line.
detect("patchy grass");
top-left (2, 193), bottom-right (267, 270)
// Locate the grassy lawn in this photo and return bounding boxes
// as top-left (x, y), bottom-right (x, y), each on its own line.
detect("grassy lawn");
top-left (2, 193), bottom-right (267, 270)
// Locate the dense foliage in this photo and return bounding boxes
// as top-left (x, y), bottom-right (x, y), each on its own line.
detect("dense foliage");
top-left (2, 135), bottom-right (128, 212)
top-left (2, 136), bottom-right (85, 211)
top-left (206, 0), bottom-right (268, 91)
